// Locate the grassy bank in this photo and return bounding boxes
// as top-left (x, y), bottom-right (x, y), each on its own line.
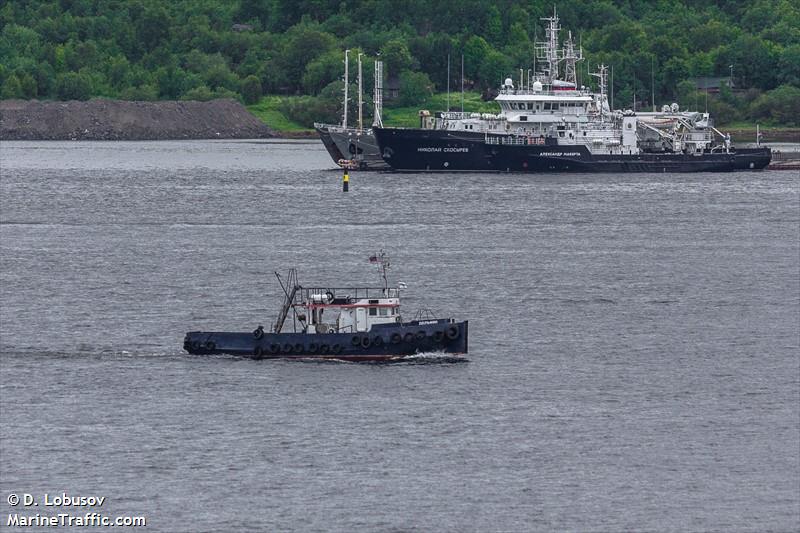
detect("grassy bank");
top-left (722, 122), bottom-right (800, 142)
top-left (247, 91), bottom-right (500, 135)
top-left (247, 96), bottom-right (310, 133)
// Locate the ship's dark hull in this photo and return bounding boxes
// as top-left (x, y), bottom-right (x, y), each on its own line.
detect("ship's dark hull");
top-left (184, 319), bottom-right (468, 362)
top-left (732, 147), bottom-right (773, 170)
top-left (374, 128), bottom-right (772, 173)
top-left (315, 125), bottom-right (346, 163)
top-left (315, 124), bottom-right (391, 170)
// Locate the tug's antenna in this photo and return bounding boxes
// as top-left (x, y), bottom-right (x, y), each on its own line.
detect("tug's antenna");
top-left (370, 250), bottom-right (390, 293)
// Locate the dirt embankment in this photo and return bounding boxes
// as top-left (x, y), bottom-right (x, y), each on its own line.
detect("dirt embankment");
top-left (0, 98), bottom-right (274, 140)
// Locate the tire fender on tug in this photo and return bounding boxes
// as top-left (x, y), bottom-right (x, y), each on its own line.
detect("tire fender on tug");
top-left (446, 325), bottom-right (460, 340)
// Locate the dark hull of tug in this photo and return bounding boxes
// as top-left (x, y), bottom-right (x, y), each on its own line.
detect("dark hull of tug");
top-left (184, 319), bottom-right (468, 362)
top-left (374, 128), bottom-right (772, 173)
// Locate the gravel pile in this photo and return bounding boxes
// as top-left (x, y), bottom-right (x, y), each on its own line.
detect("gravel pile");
top-left (0, 98), bottom-right (274, 140)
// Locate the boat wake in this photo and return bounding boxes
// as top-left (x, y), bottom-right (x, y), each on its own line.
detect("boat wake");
top-left (398, 351), bottom-right (469, 364)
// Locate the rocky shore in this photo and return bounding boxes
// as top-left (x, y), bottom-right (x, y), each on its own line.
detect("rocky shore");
top-left (0, 98), bottom-right (274, 140)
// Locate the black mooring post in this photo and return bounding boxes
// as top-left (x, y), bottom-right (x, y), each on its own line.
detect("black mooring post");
top-left (343, 170), bottom-right (349, 192)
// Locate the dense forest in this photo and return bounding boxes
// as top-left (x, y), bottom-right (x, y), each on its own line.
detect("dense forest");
top-left (1, 0), bottom-right (799, 126)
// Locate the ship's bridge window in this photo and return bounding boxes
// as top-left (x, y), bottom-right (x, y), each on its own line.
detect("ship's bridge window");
top-left (379, 308), bottom-right (389, 316)
top-left (369, 307), bottom-right (377, 316)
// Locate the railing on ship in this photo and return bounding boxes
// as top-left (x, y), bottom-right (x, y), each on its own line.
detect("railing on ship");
top-left (439, 111), bottom-right (476, 120)
top-left (300, 287), bottom-right (401, 300)
top-left (498, 87), bottom-right (593, 97)
top-left (485, 134), bottom-right (549, 146)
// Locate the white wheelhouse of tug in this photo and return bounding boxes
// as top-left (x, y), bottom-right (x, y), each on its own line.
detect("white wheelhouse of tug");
top-left (301, 288), bottom-right (402, 334)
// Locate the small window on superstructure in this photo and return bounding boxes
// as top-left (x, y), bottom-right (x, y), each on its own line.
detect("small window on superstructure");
top-left (369, 307), bottom-right (377, 316)
top-left (379, 308), bottom-right (388, 316)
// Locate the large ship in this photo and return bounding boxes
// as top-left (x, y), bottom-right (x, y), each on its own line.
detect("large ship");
top-left (315, 51), bottom-right (389, 170)
top-left (184, 252), bottom-right (468, 362)
top-left (374, 10), bottom-right (770, 173)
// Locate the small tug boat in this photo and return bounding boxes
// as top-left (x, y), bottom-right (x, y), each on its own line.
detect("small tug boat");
top-left (183, 252), bottom-right (468, 361)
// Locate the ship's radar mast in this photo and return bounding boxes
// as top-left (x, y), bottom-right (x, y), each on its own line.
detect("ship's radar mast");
top-left (539, 7), bottom-right (562, 83)
top-left (590, 64), bottom-right (609, 119)
top-left (563, 31), bottom-right (583, 85)
top-left (370, 249), bottom-right (390, 293)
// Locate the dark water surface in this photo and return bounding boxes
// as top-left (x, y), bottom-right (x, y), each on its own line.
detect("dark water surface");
top-left (1, 140), bottom-right (798, 532)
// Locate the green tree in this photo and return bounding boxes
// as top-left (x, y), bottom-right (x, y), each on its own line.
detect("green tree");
top-left (396, 69), bottom-right (432, 107)
top-left (134, 5), bottom-right (171, 53)
top-left (463, 36), bottom-right (491, 82)
top-left (777, 44), bottom-right (800, 87)
top-left (54, 71), bottom-right (92, 100)
top-left (120, 84), bottom-right (158, 101)
top-left (240, 74), bottom-right (262, 104)
top-left (302, 50), bottom-right (344, 95)
top-left (277, 23), bottom-right (337, 91)
top-left (748, 85), bottom-right (800, 126)
top-left (477, 49), bottom-right (513, 91)
top-left (16, 71), bottom-right (38, 98)
top-left (1, 74), bottom-right (23, 99)
top-left (380, 39), bottom-right (413, 77)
